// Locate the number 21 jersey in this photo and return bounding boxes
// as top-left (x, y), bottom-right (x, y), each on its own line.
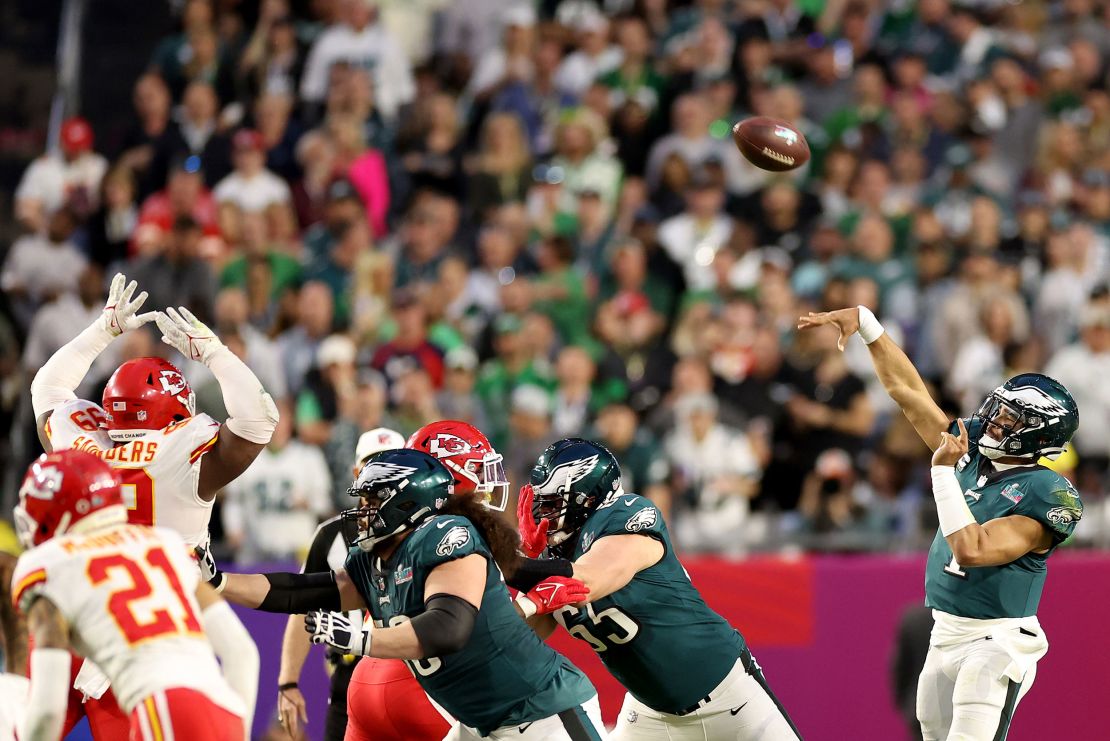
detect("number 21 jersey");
top-left (9, 524), bottom-right (243, 717)
top-left (45, 398), bottom-right (221, 547)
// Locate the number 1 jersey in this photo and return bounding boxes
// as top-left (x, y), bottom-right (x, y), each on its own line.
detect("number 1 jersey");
top-left (45, 399), bottom-right (221, 547)
top-left (9, 524), bottom-right (244, 717)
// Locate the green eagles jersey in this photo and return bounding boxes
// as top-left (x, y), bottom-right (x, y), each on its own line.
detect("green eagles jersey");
top-left (553, 493), bottom-right (746, 714)
top-left (925, 418), bottom-right (1083, 619)
top-left (345, 515), bottom-right (594, 735)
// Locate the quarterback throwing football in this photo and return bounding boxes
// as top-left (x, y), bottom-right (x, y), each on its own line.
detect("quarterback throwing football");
top-left (799, 306), bottom-right (1082, 741)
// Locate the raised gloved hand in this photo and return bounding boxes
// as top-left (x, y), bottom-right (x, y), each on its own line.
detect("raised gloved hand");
top-left (98, 273), bottom-right (158, 337)
top-left (305, 610), bottom-right (372, 656)
top-left (515, 576), bottom-right (590, 618)
top-left (516, 485), bottom-right (549, 558)
top-left (155, 306), bottom-right (226, 365)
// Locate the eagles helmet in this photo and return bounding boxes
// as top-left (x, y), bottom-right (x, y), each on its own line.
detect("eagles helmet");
top-left (344, 448), bottom-right (455, 551)
top-left (975, 373), bottom-right (1078, 461)
top-left (530, 438), bottom-right (623, 553)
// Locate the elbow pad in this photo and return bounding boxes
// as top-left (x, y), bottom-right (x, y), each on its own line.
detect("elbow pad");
top-left (506, 556), bottom-right (574, 592)
top-left (410, 594), bottom-right (478, 657)
top-left (258, 571), bottom-right (342, 613)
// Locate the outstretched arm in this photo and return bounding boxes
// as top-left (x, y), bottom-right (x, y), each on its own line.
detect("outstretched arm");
top-left (156, 307), bottom-right (279, 498)
top-left (571, 534), bottom-right (664, 601)
top-left (798, 306), bottom-right (950, 450)
top-left (20, 598), bottom-right (72, 741)
top-left (30, 273), bottom-right (157, 449)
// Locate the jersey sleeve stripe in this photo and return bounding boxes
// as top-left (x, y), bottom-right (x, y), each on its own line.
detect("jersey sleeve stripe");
top-left (144, 696), bottom-right (165, 741)
top-left (188, 432), bottom-right (220, 464)
top-left (12, 568), bottom-right (47, 608)
top-left (44, 415), bottom-right (53, 441)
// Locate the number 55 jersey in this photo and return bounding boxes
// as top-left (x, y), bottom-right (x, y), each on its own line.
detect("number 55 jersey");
top-left (45, 398), bottom-right (221, 547)
top-left (555, 493), bottom-right (747, 715)
top-left (9, 524), bottom-right (244, 720)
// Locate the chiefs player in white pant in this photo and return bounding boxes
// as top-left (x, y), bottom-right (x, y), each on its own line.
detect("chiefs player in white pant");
top-left (28, 273), bottom-right (274, 738)
top-left (12, 450), bottom-right (250, 741)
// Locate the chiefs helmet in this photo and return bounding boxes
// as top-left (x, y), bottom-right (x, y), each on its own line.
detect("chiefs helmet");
top-left (14, 450), bottom-right (127, 549)
top-left (406, 420), bottom-right (510, 510)
top-left (102, 357), bottom-right (196, 441)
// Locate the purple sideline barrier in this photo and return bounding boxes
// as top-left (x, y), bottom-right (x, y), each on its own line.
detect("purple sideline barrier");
top-left (62, 554), bottom-right (1103, 741)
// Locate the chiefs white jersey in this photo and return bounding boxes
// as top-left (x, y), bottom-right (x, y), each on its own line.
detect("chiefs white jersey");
top-left (10, 525), bottom-right (244, 718)
top-left (45, 399), bottom-right (221, 547)
top-left (0, 673), bottom-right (28, 741)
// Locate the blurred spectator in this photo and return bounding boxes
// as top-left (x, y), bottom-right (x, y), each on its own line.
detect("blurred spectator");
top-left (324, 368), bottom-right (398, 507)
top-left (223, 403), bottom-right (333, 563)
top-left (220, 211), bottom-right (301, 308)
top-left (550, 346), bottom-right (597, 439)
top-left (554, 13), bottom-right (620, 98)
top-left (87, 168), bottom-right (140, 270)
top-left (214, 129), bottom-right (293, 213)
top-left (1045, 302), bottom-right (1110, 490)
top-left (328, 114), bottom-right (390, 238)
top-left (551, 108), bottom-right (622, 217)
top-left (658, 167), bottom-right (732, 292)
top-left (436, 347), bottom-right (489, 432)
top-left (504, 383), bottom-right (554, 485)
top-left (126, 214), bottom-right (217, 324)
top-left (664, 393), bottom-right (761, 554)
top-left (210, 287), bottom-right (288, 402)
top-left (599, 16), bottom-right (665, 120)
top-left (237, 10), bottom-right (305, 101)
top-left (134, 156), bottom-right (222, 256)
top-left (646, 94), bottom-right (745, 195)
top-left (150, 81), bottom-right (233, 189)
top-left (949, 301), bottom-right (1022, 414)
top-left (466, 5), bottom-right (537, 101)
top-left (304, 213), bottom-right (372, 325)
top-left (530, 234), bottom-right (591, 345)
top-left (117, 74), bottom-right (173, 193)
top-left (467, 112), bottom-right (534, 221)
top-left (797, 448), bottom-right (860, 536)
top-left (297, 333), bottom-right (358, 445)
top-left (391, 194), bottom-right (457, 291)
top-left (477, 313), bottom-right (554, 448)
top-left (21, 265), bottom-right (119, 400)
top-left (276, 281), bottom-right (335, 397)
top-left (369, 290), bottom-right (445, 389)
top-left (594, 402), bottom-right (672, 519)
top-left (299, 0), bottom-right (415, 121)
top-left (15, 117), bottom-right (108, 233)
top-left (1, 209), bottom-right (86, 330)
top-left (595, 238), bottom-right (669, 357)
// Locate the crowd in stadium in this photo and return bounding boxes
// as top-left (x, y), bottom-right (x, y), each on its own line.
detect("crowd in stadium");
top-left (3, 0), bottom-right (1110, 562)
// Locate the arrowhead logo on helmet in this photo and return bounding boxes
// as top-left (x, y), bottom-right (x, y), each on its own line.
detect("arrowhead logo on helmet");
top-left (429, 433), bottom-right (473, 456)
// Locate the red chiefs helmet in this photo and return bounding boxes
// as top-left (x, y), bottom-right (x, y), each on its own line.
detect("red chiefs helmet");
top-left (14, 450), bottom-right (126, 548)
top-left (102, 357), bottom-right (196, 441)
top-left (406, 420), bottom-right (510, 510)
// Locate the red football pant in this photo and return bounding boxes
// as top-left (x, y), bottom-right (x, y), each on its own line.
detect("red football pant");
top-left (129, 687), bottom-right (244, 741)
top-left (345, 657), bottom-right (452, 741)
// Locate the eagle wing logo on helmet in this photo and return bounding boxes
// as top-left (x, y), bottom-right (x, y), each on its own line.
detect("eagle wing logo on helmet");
top-left (436, 525), bottom-right (471, 556)
top-left (428, 433), bottom-right (473, 457)
top-left (625, 507), bottom-right (658, 532)
top-left (360, 462), bottom-right (418, 485)
top-left (536, 455), bottom-right (599, 494)
top-left (1004, 386), bottom-right (1068, 418)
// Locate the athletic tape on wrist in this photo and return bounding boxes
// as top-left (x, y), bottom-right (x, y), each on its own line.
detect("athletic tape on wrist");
top-left (857, 305), bottom-right (885, 345)
top-left (931, 465), bottom-right (976, 536)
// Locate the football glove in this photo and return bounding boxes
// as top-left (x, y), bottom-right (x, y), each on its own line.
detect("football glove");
top-left (515, 576), bottom-right (590, 618)
top-left (516, 485), bottom-right (549, 558)
top-left (98, 273), bottom-right (158, 337)
top-left (305, 611), bottom-right (372, 656)
top-left (193, 535), bottom-right (226, 593)
top-left (155, 306), bottom-right (226, 365)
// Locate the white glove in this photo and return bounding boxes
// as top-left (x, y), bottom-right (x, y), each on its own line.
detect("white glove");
top-left (155, 306), bottom-right (226, 365)
top-left (99, 273), bottom-right (158, 337)
top-left (305, 611), bottom-right (372, 656)
top-left (193, 534), bottom-right (226, 592)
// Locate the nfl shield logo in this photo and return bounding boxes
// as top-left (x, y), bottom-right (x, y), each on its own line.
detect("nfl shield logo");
top-left (137, 410), bottom-right (148, 421)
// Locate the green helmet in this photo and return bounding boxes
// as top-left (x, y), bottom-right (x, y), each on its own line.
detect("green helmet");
top-left (344, 448), bottom-right (455, 551)
top-left (530, 438), bottom-right (623, 553)
top-left (975, 373), bottom-right (1078, 461)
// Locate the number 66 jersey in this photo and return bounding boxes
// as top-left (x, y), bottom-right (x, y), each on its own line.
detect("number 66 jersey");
top-left (9, 523), bottom-right (244, 719)
top-left (45, 398), bottom-right (221, 547)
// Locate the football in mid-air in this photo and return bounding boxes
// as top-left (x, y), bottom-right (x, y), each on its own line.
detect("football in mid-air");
top-left (732, 117), bottom-right (810, 172)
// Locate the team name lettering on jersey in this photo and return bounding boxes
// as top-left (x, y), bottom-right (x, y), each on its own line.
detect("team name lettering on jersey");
top-left (102, 441), bottom-right (159, 464)
top-left (71, 436), bottom-right (104, 456)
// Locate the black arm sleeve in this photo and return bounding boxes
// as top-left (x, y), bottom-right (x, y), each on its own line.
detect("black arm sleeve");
top-left (505, 556), bottom-right (574, 592)
top-left (257, 571), bottom-right (342, 613)
top-left (409, 594), bottom-right (479, 657)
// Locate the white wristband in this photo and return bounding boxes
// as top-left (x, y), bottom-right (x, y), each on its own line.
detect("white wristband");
top-left (857, 305), bottom-right (885, 345)
top-left (515, 594), bottom-right (538, 619)
top-left (931, 466), bottom-right (976, 536)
